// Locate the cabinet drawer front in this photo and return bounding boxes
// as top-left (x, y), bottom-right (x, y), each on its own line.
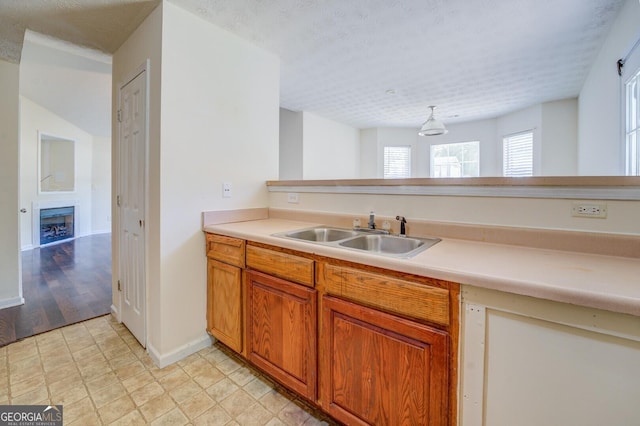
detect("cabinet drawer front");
top-left (246, 245), bottom-right (314, 287)
top-left (319, 263), bottom-right (450, 326)
top-left (206, 233), bottom-right (245, 267)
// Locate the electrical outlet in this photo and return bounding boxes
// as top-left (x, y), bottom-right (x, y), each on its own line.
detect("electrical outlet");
top-left (287, 193), bottom-right (299, 203)
top-left (571, 203), bottom-right (607, 218)
top-left (223, 182), bottom-right (232, 198)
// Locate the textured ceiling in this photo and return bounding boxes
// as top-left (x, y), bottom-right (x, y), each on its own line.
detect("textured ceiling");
top-left (0, 0), bottom-right (627, 131)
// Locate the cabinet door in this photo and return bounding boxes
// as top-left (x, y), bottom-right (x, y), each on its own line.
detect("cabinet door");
top-left (246, 270), bottom-right (317, 400)
top-left (207, 258), bottom-right (243, 352)
top-left (321, 295), bottom-right (449, 426)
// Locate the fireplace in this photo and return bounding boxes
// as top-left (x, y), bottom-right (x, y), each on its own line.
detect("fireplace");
top-left (40, 206), bottom-right (75, 245)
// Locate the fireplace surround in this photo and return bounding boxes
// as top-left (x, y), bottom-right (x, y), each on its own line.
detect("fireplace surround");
top-left (31, 200), bottom-right (80, 248)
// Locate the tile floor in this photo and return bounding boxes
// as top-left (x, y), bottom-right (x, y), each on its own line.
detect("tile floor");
top-left (0, 315), bottom-right (335, 425)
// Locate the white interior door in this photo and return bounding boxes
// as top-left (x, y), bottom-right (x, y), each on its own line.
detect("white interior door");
top-left (118, 68), bottom-right (147, 347)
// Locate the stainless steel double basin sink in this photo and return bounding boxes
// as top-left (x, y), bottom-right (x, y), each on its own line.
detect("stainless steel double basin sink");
top-left (273, 226), bottom-right (440, 258)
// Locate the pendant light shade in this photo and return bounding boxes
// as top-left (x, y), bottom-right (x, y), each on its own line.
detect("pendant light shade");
top-left (418, 106), bottom-right (448, 136)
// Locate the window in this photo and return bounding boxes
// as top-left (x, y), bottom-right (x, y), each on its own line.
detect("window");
top-left (503, 131), bottom-right (533, 176)
top-left (430, 141), bottom-right (479, 177)
top-left (626, 68), bottom-right (640, 175)
top-left (383, 146), bottom-right (411, 178)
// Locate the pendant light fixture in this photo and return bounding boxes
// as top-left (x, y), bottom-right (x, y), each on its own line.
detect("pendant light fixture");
top-left (418, 105), bottom-right (448, 136)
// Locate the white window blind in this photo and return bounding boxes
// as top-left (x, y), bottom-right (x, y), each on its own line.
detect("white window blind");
top-left (383, 146), bottom-right (411, 178)
top-left (625, 68), bottom-right (640, 175)
top-left (503, 132), bottom-right (533, 176)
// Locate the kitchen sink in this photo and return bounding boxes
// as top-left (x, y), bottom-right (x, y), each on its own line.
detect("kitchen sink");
top-left (280, 227), bottom-right (359, 242)
top-left (338, 234), bottom-right (440, 257)
top-left (273, 226), bottom-right (440, 258)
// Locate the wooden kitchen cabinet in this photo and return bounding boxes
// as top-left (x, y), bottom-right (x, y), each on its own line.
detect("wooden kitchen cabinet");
top-left (321, 295), bottom-right (449, 426)
top-left (206, 234), bottom-right (245, 353)
top-left (246, 269), bottom-right (317, 400)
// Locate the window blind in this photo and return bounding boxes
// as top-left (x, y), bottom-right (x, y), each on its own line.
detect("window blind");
top-left (503, 132), bottom-right (533, 176)
top-left (383, 146), bottom-right (411, 178)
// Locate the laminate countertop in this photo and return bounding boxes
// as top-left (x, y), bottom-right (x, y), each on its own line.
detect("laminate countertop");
top-left (204, 218), bottom-right (640, 317)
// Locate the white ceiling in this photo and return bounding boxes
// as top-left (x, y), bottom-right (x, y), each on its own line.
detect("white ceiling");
top-left (1, 0), bottom-right (627, 135)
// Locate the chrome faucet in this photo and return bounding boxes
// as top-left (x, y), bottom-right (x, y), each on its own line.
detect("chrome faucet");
top-left (368, 211), bottom-right (376, 229)
top-left (396, 216), bottom-right (407, 237)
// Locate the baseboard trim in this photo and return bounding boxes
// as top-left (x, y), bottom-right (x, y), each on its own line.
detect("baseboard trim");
top-left (147, 333), bottom-right (213, 368)
top-left (0, 296), bottom-right (25, 309)
top-left (110, 304), bottom-right (120, 321)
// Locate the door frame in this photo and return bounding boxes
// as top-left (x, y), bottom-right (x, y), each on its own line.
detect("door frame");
top-left (113, 59), bottom-right (150, 347)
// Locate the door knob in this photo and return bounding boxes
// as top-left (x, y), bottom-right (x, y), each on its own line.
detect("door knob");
top-left (20, 208), bottom-right (27, 213)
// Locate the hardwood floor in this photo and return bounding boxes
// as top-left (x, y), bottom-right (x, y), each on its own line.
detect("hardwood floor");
top-left (0, 233), bottom-right (112, 347)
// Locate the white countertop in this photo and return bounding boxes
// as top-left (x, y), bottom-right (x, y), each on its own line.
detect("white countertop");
top-left (204, 218), bottom-right (640, 317)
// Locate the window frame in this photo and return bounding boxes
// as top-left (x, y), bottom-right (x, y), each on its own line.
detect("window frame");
top-left (429, 140), bottom-right (480, 178)
top-left (502, 130), bottom-right (534, 177)
top-left (383, 145), bottom-right (412, 179)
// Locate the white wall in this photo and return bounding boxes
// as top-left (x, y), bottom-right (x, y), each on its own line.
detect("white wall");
top-left (19, 97), bottom-right (96, 249)
top-left (112, 2), bottom-right (163, 356)
top-left (269, 191), bottom-right (640, 235)
top-left (113, 1), bottom-right (280, 363)
top-left (541, 99), bottom-right (578, 175)
top-left (302, 112), bottom-right (360, 179)
top-left (92, 136), bottom-right (111, 233)
top-left (279, 108), bottom-right (303, 180)
top-left (158, 0), bottom-right (279, 357)
top-left (0, 59), bottom-right (22, 308)
top-left (359, 128), bottom-right (378, 178)
top-left (579, 0), bottom-right (640, 175)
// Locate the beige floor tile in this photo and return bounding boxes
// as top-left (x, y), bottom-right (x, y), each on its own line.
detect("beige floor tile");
top-left (243, 376), bottom-right (274, 400)
top-left (86, 371), bottom-right (121, 394)
top-left (180, 391), bottom-right (215, 420)
top-left (220, 389), bottom-right (258, 419)
top-left (150, 407), bottom-right (189, 426)
top-left (235, 402), bottom-right (275, 426)
top-left (41, 351), bottom-right (74, 372)
top-left (130, 381), bottom-right (165, 407)
top-left (149, 362), bottom-right (181, 379)
top-left (45, 362), bottom-right (81, 385)
top-left (228, 366), bottom-right (257, 387)
top-left (216, 357), bottom-right (242, 375)
top-left (108, 409), bottom-right (147, 426)
top-left (64, 396), bottom-right (97, 424)
top-left (121, 370), bottom-right (156, 393)
top-left (114, 359), bottom-right (146, 380)
top-left (169, 380), bottom-right (203, 403)
top-left (182, 357), bottom-right (211, 378)
top-left (158, 368), bottom-right (190, 391)
top-left (259, 389), bottom-right (291, 415)
top-left (2, 315), bottom-right (329, 426)
top-left (90, 381), bottom-right (126, 408)
top-left (192, 365), bottom-right (225, 389)
top-left (9, 373), bottom-right (45, 397)
top-left (49, 382), bottom-right (89, 405)
top-left (278, 401), bottom-right (311, 426)
top-left (9, 354), bottom-right (42, 375)
top-left (193, 404), bottom-right (233, 426)
top-left (139, 393), bottom-right (176, 423)
top-left (68, 411), bottom-right (102, 426)
top-left (10, 385), bottom-right (49, 405)
top-left (98, 395), bottom-right (136, 424)
top-left (206, 377), bottom-right (239, 403)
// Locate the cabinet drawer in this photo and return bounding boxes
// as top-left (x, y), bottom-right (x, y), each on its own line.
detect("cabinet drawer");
top-left (318, 263), bottom-right (450, 326)
top-left (206, 233), bottom-right (245, 267)
top-left (246, 245), bottom-right (314, 287)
